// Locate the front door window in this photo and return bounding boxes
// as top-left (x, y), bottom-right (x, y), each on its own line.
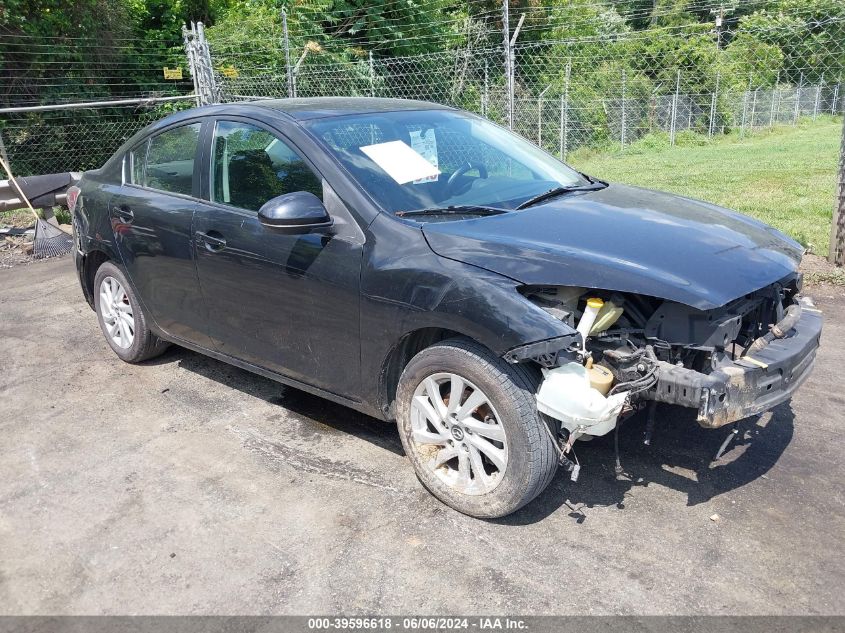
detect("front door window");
top-left (210, 121), bottom-right (323, 211)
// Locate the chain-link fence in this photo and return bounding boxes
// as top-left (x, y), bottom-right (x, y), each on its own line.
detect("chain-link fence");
top-left (205, 10), bottom-right (845, 260)
top-left (211, 22), bottom-right (844, 160)
top-left (0, 30), bottom-right (197, 175)
top-left (2, 5), bottom-right (844, 259)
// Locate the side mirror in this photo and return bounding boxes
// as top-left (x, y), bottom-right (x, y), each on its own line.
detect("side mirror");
top-left (257, 191), bottom-right (331, 229)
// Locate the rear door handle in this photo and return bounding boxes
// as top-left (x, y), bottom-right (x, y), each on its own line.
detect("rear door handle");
top-left (110, 204), bottom-right (134, 223)
top-left (197, 231), bottom-right (227, 252)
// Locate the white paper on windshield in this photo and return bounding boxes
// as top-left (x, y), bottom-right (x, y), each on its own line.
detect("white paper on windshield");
top-left (360, 140), bottom-right (440, 185)
top-left (409, 129), bottom-right (439, 184)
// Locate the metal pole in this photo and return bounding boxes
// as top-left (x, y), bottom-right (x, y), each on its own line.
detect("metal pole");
top-left (369, 51), bottom-right (375, 97)
top-left (740, 75), bottom-right (751, 138)
top-left (709, 71), bottom-right (719, 138)
top-left (182, 24), bottom-right (201, 107)
top-left (560, 61), bottom-right (570, 160)
top-left (195, 22), bottom-right (214, 105)
top-left (0, 94), bottom-right (198, 114)
top-left (832, 82), bottom-right (840, 115)
top-left (829, 113), bottom-right (845, 265)
top-left (483, 59), bottom-right (489, 118)
top-left (769, 71), bottom-right (779, 127)
top-left (813, 75), bottom-right (823, 121)
top-left (750, 86), bottom-right (758, 131)
top-left (537, 85), bottom-right (551, 146)
top-left (502, 0), bottom-right (511, 129)
top-left (793, 72), bottom-right (803, 126)
top-left (620, 70), bottom-right (626, 151)
top-left (282, 8), bottom-right (293, 98)
top-left (670, 70), bottom-right (680, 146)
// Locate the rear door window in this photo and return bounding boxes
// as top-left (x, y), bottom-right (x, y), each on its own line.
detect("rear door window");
top-left (145, 123), bottom-right (202, 196)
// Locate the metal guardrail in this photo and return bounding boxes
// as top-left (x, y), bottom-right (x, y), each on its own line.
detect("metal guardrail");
top-left (0, 172), bottom-right (80, 212)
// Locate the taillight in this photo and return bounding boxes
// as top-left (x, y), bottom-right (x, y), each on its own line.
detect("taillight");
top-left (66, 185), bottom-right (80, 214)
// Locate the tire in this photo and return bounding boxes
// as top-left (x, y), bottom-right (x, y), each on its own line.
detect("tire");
top-left (395, 338), bottom-right (558, 518)
top-left (93, 261), bottom-right (170, 363)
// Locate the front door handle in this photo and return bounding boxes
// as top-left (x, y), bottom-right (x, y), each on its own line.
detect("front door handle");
top-left (197, 231), bottom-right (227, 252)
top-left (110, 204), bottom-right (134, 223)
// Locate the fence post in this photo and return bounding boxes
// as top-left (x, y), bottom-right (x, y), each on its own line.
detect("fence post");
top-left (750, 86), bottom-right (758, 131)
top-left (482, 59), bottom-right (489, 118)
top-left (282, 8), bottom-right (293, 98)
top-left (182, 23), bottom-right (201, 107)
top-left (793, 72), bottom-right (803, 126)
top-left (502, 0), bottom-right (511, 129)
top-left (829, 113), bottom-right (845, 265)
top-left (813, 76), bottom-right (823, 121)
top-left (620, 69), bottom-right (626, 151)
top-left (538, 85), bottom-right (551, 146)
top-left (182, 22), bottom-right (219, 106)
top-left (740, 74), bottom-right (751, 137)
top-left (560, 61), bottom-right (570, 160)
top-left (769, 71), bottom-right (779, 127)
top-left (369, 51), bottom-right (375, 97)
top-left (709, 71), bottom-right (720, 138)
top-left (670, 70), bottom-right (680, 146)
top-left (832, 82), bottom-right (840, 115)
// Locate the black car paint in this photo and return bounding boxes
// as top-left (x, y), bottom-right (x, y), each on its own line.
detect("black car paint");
top-left (422, 183), bottom-right (804, 311)
top-left (74, 98), bottom-right (804, 421)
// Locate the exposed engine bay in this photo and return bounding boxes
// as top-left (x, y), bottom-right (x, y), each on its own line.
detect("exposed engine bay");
top-left (512, 274), bottom-right (822, 473)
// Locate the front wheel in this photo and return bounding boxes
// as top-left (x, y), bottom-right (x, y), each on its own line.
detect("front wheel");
top-left (395, 338), bottom-right (558, 518)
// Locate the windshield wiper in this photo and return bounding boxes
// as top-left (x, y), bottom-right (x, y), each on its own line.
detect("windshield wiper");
top-left (516, 179), bottom-right (607, 210)
top-left (395, 205), bottom-right (507, 218)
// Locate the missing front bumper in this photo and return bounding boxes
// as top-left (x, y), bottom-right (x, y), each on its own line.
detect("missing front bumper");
top-left (647, 306), bottom-right (823, 428)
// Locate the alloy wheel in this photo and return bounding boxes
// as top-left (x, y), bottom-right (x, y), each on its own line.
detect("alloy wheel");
top-left (99, 276), bottom-right (135, 349)
top-left (410, 372), bottom-right (508, 495)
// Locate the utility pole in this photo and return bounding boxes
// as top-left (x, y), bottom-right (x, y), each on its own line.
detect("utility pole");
top-left (710, 4), bottom-right (734, 49)
top-left (282, 8), bottom-right (293, 98)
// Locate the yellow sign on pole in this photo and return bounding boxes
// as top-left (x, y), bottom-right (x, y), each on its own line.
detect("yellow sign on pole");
top-left (163, 67), bottom-right (183, 80)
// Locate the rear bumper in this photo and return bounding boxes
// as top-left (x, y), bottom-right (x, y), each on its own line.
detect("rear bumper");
top-left (648, 303), bottom-right (822, 428)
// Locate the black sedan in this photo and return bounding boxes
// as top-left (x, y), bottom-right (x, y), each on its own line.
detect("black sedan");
top-left (69, 98), bottom-right (821, 518)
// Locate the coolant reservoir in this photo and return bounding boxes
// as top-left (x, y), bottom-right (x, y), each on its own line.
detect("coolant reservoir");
top-left (588, 364), bottom-right (614, 396)
top-left (536, 362), bottom-right (628, 437)
top-left (590, 301), bottom-right (623, 335)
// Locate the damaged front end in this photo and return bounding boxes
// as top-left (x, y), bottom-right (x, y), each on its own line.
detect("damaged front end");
top-left (507, 274), bottom-right (822, 449)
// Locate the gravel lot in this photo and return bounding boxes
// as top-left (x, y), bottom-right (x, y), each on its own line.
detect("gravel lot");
top-left (1, 256), bottom-right (844, 615)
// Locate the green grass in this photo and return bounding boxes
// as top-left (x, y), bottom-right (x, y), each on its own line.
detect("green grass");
top-left (570, 117), bottom-right (842, 256)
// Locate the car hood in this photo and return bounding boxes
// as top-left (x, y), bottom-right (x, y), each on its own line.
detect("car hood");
top-left (421, 183), bottom-right (803, 310)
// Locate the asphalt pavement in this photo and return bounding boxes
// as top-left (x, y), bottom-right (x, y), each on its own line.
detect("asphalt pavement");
top-left (1, 256), bottom-right (843, 614)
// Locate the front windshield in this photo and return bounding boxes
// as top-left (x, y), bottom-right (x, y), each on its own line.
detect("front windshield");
top-left (304, 109), bottom-right (587, 215)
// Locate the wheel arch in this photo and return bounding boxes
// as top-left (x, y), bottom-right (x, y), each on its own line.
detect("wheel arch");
top-left (80, 249), bottom-right (112, 309)
top-left (379, 326), bottom-right (488, 420)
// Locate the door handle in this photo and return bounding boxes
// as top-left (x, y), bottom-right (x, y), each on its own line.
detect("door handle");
top-left (110, 204), bottom-right (134, 223)
top-left (197, 231), bottom-right (227, 252)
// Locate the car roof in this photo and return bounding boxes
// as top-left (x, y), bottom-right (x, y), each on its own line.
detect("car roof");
top-left (248, 97), bottom-right (454, 121)
top-left (102, 98), bottom-right (455, 172)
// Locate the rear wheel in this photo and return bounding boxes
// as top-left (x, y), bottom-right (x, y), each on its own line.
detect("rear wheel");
top-left (396, 338), bottom-right (557, 518)
top-left (93, 261), bottom-right (169, 363)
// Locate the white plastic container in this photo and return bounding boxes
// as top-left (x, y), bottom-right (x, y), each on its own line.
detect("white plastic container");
top-left (576, 297), bottom-right (604, 347)
top-left (536, 362), bottom-right (628, 437)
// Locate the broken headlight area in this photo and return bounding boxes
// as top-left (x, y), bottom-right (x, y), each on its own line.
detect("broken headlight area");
top-left (511, 275), bottom-right (820, 470)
